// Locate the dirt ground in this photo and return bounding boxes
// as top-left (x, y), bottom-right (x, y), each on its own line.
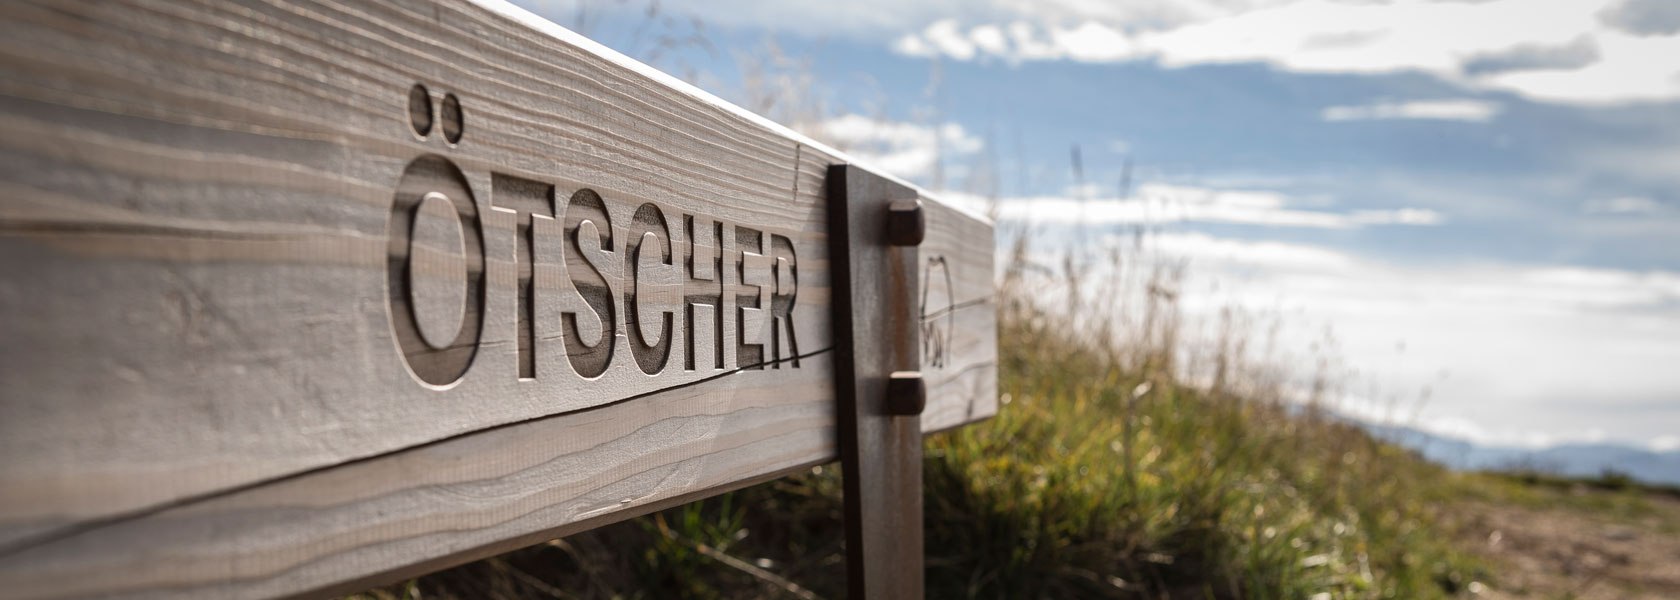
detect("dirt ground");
top-left (1461, 492), bottom-right (1680, 599)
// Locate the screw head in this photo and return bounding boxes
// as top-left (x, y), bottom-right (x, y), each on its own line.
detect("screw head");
top-left (885, 198), bottom-right (925, 247)
top-left (884, 371), bottom-right (926, 416)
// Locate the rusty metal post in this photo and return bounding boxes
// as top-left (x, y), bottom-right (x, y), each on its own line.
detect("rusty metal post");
top-left (827, 164), bottom-right (925, 599)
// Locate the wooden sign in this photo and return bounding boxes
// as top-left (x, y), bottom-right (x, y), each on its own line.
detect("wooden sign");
top-left (0, 0), bottom-right (996, 598)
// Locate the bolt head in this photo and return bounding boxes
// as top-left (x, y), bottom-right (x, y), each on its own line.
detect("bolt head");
top-left (885, 199), bottom-right (925, 247)
top-left (885, 371), bottom-right (926, 416)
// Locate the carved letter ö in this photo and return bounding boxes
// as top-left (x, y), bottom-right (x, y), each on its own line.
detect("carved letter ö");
top-left (387, 155), bottom-right (488, 387)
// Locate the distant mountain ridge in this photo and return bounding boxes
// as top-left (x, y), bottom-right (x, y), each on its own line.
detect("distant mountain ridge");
top-left (1355, 422), bottom-right (1680, 487)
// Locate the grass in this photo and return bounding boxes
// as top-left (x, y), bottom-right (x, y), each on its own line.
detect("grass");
top-left (1454, 469), bottom-right (1680, 536)
top-left (903, 297), bottom-right (1487, 598)
top-left (352, 233), bottom-right (1496, 599)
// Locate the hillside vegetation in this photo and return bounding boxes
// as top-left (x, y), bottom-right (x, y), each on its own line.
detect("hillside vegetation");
top-left (353, 233), bottom-right (1511, 599)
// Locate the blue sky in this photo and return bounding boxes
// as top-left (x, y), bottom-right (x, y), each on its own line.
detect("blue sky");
top-left (511, 0), bottom-right (1680, 451)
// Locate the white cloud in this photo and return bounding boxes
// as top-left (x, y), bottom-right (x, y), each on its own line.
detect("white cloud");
top-left (1479, 31), bottom-right (1680, 104)
top-left (986, 186), bottom-right (1680, 449)
top-left (815, 114), bottom-right (984, 180)
top-left (974, 183), bottom-right (1444, 229)
top-left (1321, 99), bottom-right (1503, 123)
top-left (921, 19), bottom-right (979, 61)
top-left (1404, 414), bottom-right (1613, 450)
top-left (1185, 248), bottom-right (1680, 449)
top-left (886, 0), bottom-right (1680, 105)
top-left (893, 19), bottom-right (1140, 64)
top-left (1060, 231), bottom-right (1680, 449)
top-left (1346, 208), bottom-right (1445, 226)
top-left (1137, 0), bottom-right (1596, 74)
top-left (1005, 21), bottom-right (1067, 62)
top-left (891, 34), bottom-right (935, 58)
top-left (1583, 196), bottom-right (1665, 215)
top-left (970, 24), bottom-right (1010, 56)
top-left (1151, 231), bottom-right (1356, 270)
top-left (1050, 21), bottom-right (1140, 62)
top-left (530, 0), bottom-right (1680, 105)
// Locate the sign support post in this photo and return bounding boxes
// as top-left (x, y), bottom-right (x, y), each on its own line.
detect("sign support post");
top-left (827, 164), bottom-right (927, 599)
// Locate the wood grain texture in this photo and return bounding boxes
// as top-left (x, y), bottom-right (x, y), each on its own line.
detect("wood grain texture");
top-left (0, 359), bottom-right (837, 599)
top-left (915, 195), bottom-right (1000, 433)
top-left (0, 0), bottom-right (997, 597)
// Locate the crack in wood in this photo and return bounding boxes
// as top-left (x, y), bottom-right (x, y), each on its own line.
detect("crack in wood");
top-left (0, 346), bottom-right (833, 559)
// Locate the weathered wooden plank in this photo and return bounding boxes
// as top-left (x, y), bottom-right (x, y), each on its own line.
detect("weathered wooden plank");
top-left (0, 360), bottom-right (836, 599)
top-left (913, 195), bottom-right (999, 433)
top-left (0, 0), bottom-right (823, 546)
top-left (0, 0), bottom-right (998, 596)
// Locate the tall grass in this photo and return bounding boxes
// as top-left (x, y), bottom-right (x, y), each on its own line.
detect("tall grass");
top-left (355, 229), bottom-right (1487, 599)
top-left (904, 231), bottom-right (1485, 598)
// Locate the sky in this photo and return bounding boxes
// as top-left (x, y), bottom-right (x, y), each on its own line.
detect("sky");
top-left (511, 0), bottom-right (1680, 452)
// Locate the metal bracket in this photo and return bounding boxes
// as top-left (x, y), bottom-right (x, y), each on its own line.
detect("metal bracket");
top-left (827, 164), bottom-right (924, 599)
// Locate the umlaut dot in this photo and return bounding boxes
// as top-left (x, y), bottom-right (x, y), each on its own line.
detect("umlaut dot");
top-left (408, 83), bottom-right (433, 138)
top-left (441, 93), bottom-right (464, 144)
